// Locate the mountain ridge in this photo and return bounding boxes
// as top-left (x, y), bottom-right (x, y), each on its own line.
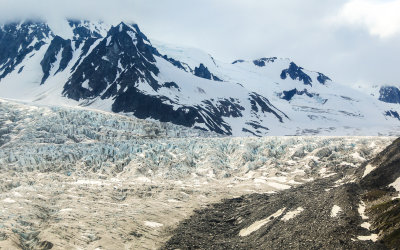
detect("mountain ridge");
top-left (0, 19), bottom-right (399, 136)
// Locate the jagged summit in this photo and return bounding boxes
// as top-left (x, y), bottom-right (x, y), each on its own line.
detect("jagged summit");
top-left (63, 21), bottom-right (159, 101)
top-left (379, 85), bottom-right (400, 104)
top-left (0, 20), bottom-right (51, 80)
top-left (0, 19), bottom-right (399, 136)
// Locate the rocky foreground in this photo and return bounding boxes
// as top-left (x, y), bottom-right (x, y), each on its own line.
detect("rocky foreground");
top-left (0, 99), bottom-right (397, 249)
top-left (165, 139), bottom-right (400, 250)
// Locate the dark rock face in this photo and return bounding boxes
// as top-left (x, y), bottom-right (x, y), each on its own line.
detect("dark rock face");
top-left (40, 36), bottom-right (73, 84)
top-left (194, 63), bottom-right (212, 79)
top-left (244, 121), bottom-right (269, 136)
top-left (112, 90), bottom-right (281, 135)
top-left (113, 88), bottom-right (208, 130)
top-left (279, 88), bottom-right (327, 104)
top-left (385, 110), bottom-right (400, 121)
top-left (232, 59), bottom-right (245, 64)
top-left (162, 55), bottom-right (187, 71)
top-left (379, 86), bottom-right (400, 104)
top-left (249, 93), bottom-right (287, 123)
top-left (281, 62), bottom-right (313, 86)
top-left (40, 20), bottom-right (107, 84)
top-left (112, 90), bottom-right (234, 135)
top-left (359, 138), bottom-right (400, 249)
top-left (163, 81), bottom-right (180, 91)
top-left (194, 63), bottom-right (222, 82)
top-left (70, 38), bottom-right (98, 72)
top-left (361, 138), bottom-right (400, 190)
top-left (280, 88), bottom-right (314, 101)
top-left (253, 57), bottom-right (277, 67)
top-left (0, 20), bottom-right (51, 80)
top-left (317, 72), bottom-right (331, 84)
top-left (158, 52), bottom-right (222, 81)
top-left (112, 87), bottom-right (285, 135)
top-left (63, 22), bottom-right (160, 101)
top-left (68, 20), bottom-right (104, 40)
top-left (204, 99), bottom-right (244, 118)
top-left (212, 75), bottom-right (222, 82)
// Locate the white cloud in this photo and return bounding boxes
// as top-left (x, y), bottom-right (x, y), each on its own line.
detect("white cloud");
top-left (0, 0), bottom-right (400, 86)
top-left (0, 0), bottom-right (137, 24)
top-left (338, 0), bottom-right (400, 38)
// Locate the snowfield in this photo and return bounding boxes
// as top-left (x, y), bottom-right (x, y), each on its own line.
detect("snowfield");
top-left (1, 19), bottom-right (400, 137)
top-left (0, 99), bottom-right (395, 249)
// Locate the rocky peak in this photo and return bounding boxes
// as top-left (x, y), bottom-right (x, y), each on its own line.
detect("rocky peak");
top-left (194, 63), bottom-right (222, 82)
top-left (0, 20), bottom-right (51, 79)
top-left (379, 86), bottom-right (400, 104)
top-left (317, 72), bottom-right (331, 84)
top-left (253, 57), bottom-right (277, 67)
top-left (40, 35), bottom-right (73, 84)
top-left (280, 62), bottom-right (313, 86)
top-left (67, 19), bottom-right (108, 41)
top-left (63, 22), bottom-right (160, 101)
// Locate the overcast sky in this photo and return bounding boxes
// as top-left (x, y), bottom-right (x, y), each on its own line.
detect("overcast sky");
top-left (1, 0), bottom-right (400, 86)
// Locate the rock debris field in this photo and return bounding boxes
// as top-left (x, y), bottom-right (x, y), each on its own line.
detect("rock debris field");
top-left (0, 99), bottom-right (395, 249)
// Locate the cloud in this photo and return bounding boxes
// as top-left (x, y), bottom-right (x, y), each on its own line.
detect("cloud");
top-left (0, 0), bottom-right (399, 86)
top-left (338, 0), bottom-right (400, 38)
top-left (0, 0), bottom-right (137, 24)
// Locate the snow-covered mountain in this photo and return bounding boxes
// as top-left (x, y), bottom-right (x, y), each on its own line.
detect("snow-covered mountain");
top-left (355, 83), bottom-right (400, 121)
top-left (0, 98), bottom-right (396, 249)
top-left (1, 19), bottom-right (400, 136)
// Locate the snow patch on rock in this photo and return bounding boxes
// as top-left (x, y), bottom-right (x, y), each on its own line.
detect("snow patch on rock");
top-left (239, 208), bottom-right (286, 237)
top-left (361, 222), bottom-right (371, 230)
top-left (267, 182), bottom-right (291, 190)
top-left (281, 207), bottom-right (304, 221)
top-left (362, 164), bottom-right (376, 178)
top-left (144, 221), bottom-right (163, 228)
top-left (357, 234), bottom-right (378, 242)
top-left (330, 205), bottom-right (342, 217)
top-left (358, 202), bottom-right (369, 220)
top-left (390, 177), bottom-right (400, 192)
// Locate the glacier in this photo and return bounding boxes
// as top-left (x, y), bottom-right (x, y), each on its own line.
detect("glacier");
top-left (1, 17), bottom-right (400, 249)
top-left (0, 98), bottom-right (395, 249)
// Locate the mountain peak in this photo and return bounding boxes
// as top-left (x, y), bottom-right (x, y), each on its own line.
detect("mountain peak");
top-left (67, 19), bottom-right (109, 40)
top-left (253, 57), bottom-right (278, 67)
top-left (0, 19), bottom-right (397, 136)
top-left (63, 20), bottom-right (159, 102)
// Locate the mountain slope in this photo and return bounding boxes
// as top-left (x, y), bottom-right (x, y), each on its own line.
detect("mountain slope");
top-left (0, 19), bottom-right (399, 136)
top-left (164, 138), bottom-right (400, 249)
